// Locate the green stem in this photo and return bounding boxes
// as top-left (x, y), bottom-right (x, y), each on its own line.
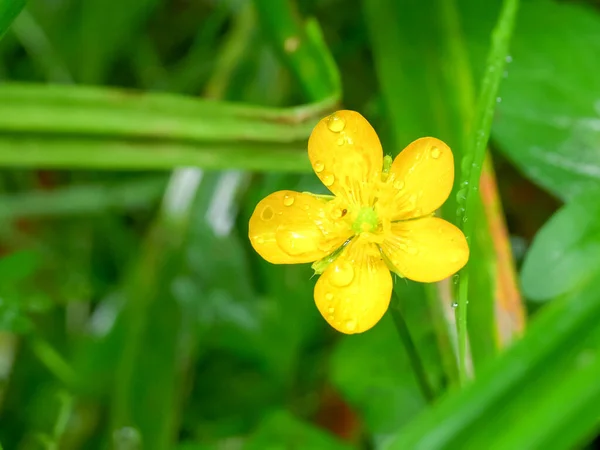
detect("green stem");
top-left (389, 289), bottom-right (435, 403)
top-left (455, 0), bottom-right (520, 385)
top-left (29, 336), bottom-right (76, 386)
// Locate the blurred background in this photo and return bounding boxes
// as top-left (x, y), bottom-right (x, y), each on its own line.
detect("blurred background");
top-left (1, 0), bottom-right (600, 448)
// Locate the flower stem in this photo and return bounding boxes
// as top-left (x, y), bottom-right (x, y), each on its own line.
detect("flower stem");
top-left (390, 289), bottom-right (435, 403)
top-left (455, 0), bottom-right (520, 385)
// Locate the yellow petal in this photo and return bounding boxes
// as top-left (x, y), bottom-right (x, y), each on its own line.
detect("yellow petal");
top-left (314, 240), bottom-right (392, 334)
top-left (381, 217), bottom-right (469, 283)
top-left (379, 137), bottom-right (454, 221)
top-left (308, 110), bottom-right (383, 208)
top-left (249, 190), bottom-right (352, 264)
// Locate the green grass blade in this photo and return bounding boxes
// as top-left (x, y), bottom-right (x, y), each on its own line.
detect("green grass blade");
top-left (0, 0), bottom-right (25, 39)
top-left (454, 0), bottom-right (519, 384)
top-left (386, 276), bottom-right (600, 449)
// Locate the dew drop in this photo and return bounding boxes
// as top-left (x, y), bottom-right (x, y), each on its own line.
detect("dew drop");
top-left (345, 319), bottom-right (357, 332)
top-left (283, 195), bottom-right (295, 206)
top-left (255, 236), bottom-right (265, 245)
top-left (331, 208), bottom-right (342, 219)
top-left (505, 55), bottom-right (513, 63)
top-left (496, 97), bottom-right (502, 103)
top-left (261, 206), bottom-right (274, 221)
top-left (325, 292), bottom-right (334, 301)
top-left (430, 146), bottom-right (441, 159)
top-left (456, 207), bottom-right (465, 217)
top-left (314, 161), bottom-right (325, 173)
top-left (393, 179), bottom-right (405, 190)
top-left (327, 114), bottom-right (346, 133)
top-left (452, 302), bottom-right (458, 309)
top-left (323, 173), bottom-right (335, 186)
top-left (328, 306), bottom-right (335, 313)
top-left (330, 262), bottom-right (354, 287)
top-left (456, 188), bottom-right (468, 204)
top-left (336, 136), bottom-right (345, 146)
top-left (328, 314), bottom-right (335, 320)
top-left (460, 155), bottom-right (473, 174)
top-left (452, 273), bottom-right (460, 285)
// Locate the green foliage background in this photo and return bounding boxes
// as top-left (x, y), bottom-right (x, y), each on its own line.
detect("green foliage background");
top-left (0, 0), bottom-right (599, 449)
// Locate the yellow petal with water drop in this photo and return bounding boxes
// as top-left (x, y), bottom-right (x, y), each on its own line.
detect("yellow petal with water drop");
top-left (378, 137), bottom-right (454, 221)
top-left (381, 217), bottom-right (469, 283)
top-left (248, 190), bottom-right (352, 264)
top-left (308, 110), bottom-right (383, 208)
top-left (314, 240), bottom-right (392, 334)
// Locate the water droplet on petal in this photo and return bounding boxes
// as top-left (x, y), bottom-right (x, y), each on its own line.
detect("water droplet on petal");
top-left (399, 242), bottom-right (408, 251)
top-left (325, 292), bottom-right (334, 301)
top-left (345, 319), bottom-right (357, 332)
top-left (336, 137), bottom-right (345, 146)
top-left (275, 227), bottom-right (321, 256)
top-left (331, 208), bottom-right (342, 219)
top-left (431, 146), bottom-right (441, 159)
top-left (330, 262), bottom-right (354, 287)
top-left (261, 206), bottom-right (274, 221)
top-left (323, 173), bottom-right (335, 186)
top-left (407, 246), bottom-right (418, 255)
top-left (327, 114), bottom-right (346, 133)
top-left (255, 236), bottom-right (265, 245)
top-left (283, 194), bottom-right (295, 206)
top-left (393, 179), bottom-right (405, 190)
top-left (327, 306), bottom-right (335, 313)
top-left (314, 161), bottom-right (325, 173)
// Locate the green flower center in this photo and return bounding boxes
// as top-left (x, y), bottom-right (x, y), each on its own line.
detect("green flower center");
top-left (352, 207), bottom-right (379, 234)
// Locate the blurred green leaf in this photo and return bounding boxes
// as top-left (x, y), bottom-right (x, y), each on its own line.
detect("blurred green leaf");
top-left (0, 176), bottom-right (166, 220)
top-left (0, 251), bottom-right (51, 333)
top-left (521, 188), bottom-right (600, 301)
top-left (330, 315), bottom-right (426, 439)
top-left (0, 83), bottom-right (336, 170)
top-left (386, 275), bottom-right (600, 449)
top-left (0, 0), bottom-right (25, 40)
top-left (244, 409), bottom-right (354, 450)
top-left (254, 0), bottom-right (340, 101)
top-left (493, 0), bottom-right (600, 200)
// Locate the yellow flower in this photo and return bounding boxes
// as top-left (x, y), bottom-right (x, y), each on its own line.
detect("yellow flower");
top-left (248, 110), bottom-right (469, 334)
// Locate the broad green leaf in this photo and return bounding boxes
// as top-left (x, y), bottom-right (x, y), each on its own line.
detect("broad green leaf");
top-left (493, 0), bottom-right (600, 200)
top-left (385, 275), bottom-right (600, 449)
top-left (521, 189), bottom-right (600, 301)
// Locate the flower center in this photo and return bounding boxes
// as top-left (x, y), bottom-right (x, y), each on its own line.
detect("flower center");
top-left (352, 207), bottom-right (379, 234)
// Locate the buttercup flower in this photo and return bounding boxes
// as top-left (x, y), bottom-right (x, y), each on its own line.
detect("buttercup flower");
top-left (249, 110), bottom-right (469, 334)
